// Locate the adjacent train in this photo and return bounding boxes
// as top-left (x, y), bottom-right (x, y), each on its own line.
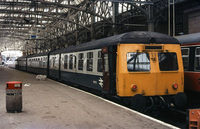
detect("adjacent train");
top-left (16, 31), bottom-right (187, 112)
top-left (176, 33), bottom-right (200, 97)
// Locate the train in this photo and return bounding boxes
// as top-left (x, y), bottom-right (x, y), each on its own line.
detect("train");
top-left (16, 31), bottom-right (187, 112)
top-left (176, 33), bottom-right (200, 98)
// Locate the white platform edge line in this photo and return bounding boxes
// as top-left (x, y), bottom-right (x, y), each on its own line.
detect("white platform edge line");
top-left (48, 79), bottom-right (180, 129)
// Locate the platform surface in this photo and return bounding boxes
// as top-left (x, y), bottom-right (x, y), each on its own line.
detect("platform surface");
top-left (0, 67), bottom-right (178, 129)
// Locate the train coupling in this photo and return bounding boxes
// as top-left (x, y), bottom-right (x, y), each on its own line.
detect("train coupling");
top-left (173, 92), bottom-right (188, 108)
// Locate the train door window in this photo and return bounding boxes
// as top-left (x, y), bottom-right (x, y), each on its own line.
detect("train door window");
top-left (39, 58), bottom-right (42, 67)
top-left (28, 59), bottom-right (31, 66)
top-left (181, 48), bottom-right (189, 70)
top-left (158, 53), bottom-right (178, 71)
top-left (34, 58), bottom-right (36, 66)
top-left (195, 47), bottom-right (200, 71)
top-left (53, 57), bottom-right (56, 68)
top-left (31, 59), bottom-right (32, 66)
top-left (87, 52), bottom-right (93, 71)
top-left (97, 51), bottom-right (103, 72)
top-left (37, 58), bottom-right (38, 66)
top-left (64, 55), bottom-right (68, 69)
top-left (69, 54), bottom-right (73, 69)
top-left (74, 55), bottom-right (76, 69)
top-left (42, 57), bottom-right (44, 67)
top-left (41, 58), bottom-right (43, 67)
top-left (43, 57), bottom-right (46, 67)
top-left (127, 53), bottom-right (150, 72)
top-left (103, 54), bottom-right (109, 72)
top-left (78, 53), bottom-right (84, 70)
top-left (49, 57), bottom-right (51, 67)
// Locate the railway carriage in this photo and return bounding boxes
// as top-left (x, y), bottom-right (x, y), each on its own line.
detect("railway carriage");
top-left (60, 48), bottom-right (103, 90)
top-left (17, 31), bottom-right (187, 111)
top-left (26, 52), bottom-right (49, 75)
top-left (49, 50), bottom-right (61, 80)
top-left (16, 56), bottom-right (27, 71)
top-left (176, 33), bottom-right (200, 96)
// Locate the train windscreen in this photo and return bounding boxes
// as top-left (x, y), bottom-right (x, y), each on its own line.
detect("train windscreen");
top-left (158, 53), bottom-right (178, 71)
top-left (127, 52), bottom-right (150, 72)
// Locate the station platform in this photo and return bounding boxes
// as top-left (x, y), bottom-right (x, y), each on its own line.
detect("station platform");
top-left (0, 67), bottom-right (179, 129)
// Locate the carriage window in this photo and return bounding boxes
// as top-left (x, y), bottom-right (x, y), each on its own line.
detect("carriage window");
top-left (158, 53), bottom-right (178, 71)
top-left (78, 53), bottom-right (84, 70)
top-left (87, 52), bottom-right (93, 71)
top-left (97, 51), bottom-right (103, 72)
top-left (181, 48), bottom-right (189, 70)
top-left (127, 53), bottom-right (150, 72)
top-left (195, 47), bottom-right (200, 71)
top-left (69, 54), bottom-right (73, 69)
top-left (64, 55), bottom-right (68, 69)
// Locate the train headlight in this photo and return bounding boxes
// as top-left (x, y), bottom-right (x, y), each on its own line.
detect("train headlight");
top-left (131, 84), bottom-right (137, 91)
top-left (172, 83), bottom-right (178, 89)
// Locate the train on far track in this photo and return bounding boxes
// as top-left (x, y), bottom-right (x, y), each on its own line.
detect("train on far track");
top-left (176, 33), bottom-right (200, 98)
top-left (16, 31), bottom-right (187, 112)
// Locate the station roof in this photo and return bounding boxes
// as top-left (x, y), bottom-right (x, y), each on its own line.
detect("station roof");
top-left (0, 0), bottom-right (187, 53)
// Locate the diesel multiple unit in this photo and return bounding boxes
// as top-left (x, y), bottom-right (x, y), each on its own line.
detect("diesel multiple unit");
top-left (16, 31), bottom-right (187, 111)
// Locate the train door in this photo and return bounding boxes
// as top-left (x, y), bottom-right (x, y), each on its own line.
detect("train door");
top-left (69, 54), bottom-right (76, 73)
top-left (68, 54), bottom-right (77, 82)
top-left (102, 47), bottom-right (110, 94)
top-left (58, 53), bottom-right (61, 80)
top-left (102, 46), bottom-right (116, 95)
top-left (74, 54), bottom-right (77, 73)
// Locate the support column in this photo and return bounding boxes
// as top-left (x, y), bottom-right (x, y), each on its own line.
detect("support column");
top-left (147, 0), bottom-right (154, 32)
top-left (76, 13), bottom-right (80, 45)
top-left (148, 21), bottom-right (154, 32)
top-left (112, 2), bottom-right (118, 35)
top-left (91, 1), bottom-right (95, 40)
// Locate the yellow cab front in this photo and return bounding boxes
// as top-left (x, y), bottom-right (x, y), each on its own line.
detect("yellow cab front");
top-left (116, 43), bottom-right (184, 97)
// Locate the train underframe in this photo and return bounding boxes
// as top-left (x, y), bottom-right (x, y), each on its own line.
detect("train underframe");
top-left (122, 92), bottom-right (187, 113)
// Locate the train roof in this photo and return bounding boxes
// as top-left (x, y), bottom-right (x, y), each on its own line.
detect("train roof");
top-left (176, 33), bottom-right (200, 44)
top-left (50, 31), bottom-right (179, 55)
top-left (16, 56), bottom-right (27, 60)
top-left (27, 52), bottom-right (49, 58)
